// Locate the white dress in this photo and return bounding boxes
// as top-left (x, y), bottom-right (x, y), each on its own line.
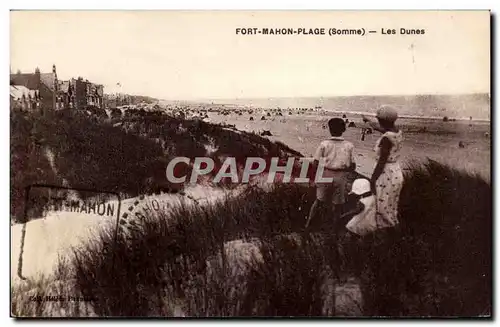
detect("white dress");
top-left (345, 194), bottom-right (377, 236)
top-left (374, 130), bottom-right (404, 228)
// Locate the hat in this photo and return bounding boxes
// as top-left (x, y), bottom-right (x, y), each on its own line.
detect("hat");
top-left (376, 105), bottom-right (398, 122)
top-left (351, 178), bottom-right (371, 195)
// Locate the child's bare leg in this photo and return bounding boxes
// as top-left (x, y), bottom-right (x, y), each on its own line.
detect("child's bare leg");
top-left (306, 199), bottom-right (323, 228)
top-left (307, 184), bottom-right (328, 229)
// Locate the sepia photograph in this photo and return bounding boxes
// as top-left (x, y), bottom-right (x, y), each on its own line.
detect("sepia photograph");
top-left (9, 10), bottom-right (491, 318)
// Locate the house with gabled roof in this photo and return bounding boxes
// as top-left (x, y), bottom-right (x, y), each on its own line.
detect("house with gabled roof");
top-left (10, 64), bottom-right (65, 111)
top-left (10, 64), bottom-right (104, 111)
top-left (10, 84), bottom-right (41, 111)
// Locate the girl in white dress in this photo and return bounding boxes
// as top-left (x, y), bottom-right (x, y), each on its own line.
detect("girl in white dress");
top-left (363, 105), bottom-right (404, 229)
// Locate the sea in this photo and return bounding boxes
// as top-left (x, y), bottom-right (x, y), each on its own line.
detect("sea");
top-left (189, 94), bottom-right (490, 121)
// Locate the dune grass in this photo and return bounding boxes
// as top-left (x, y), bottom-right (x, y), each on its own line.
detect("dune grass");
top-left (11, 255), bottom-right (98, 318)
top-left (58, 159), bottom-right (491, 317)
top-left (354, 159), bottom-right (491, 316)
top-left (10, 109), bottom-right (302, 222)
top-left (70, 183), bottom-right (319, 316)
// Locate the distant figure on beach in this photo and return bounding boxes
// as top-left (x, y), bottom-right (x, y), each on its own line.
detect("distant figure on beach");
top-left (362, 105), bottom-right (404, 230)
top-left (305, 118), bottom-right (356, 229)
top-left (361, 126), bottom-right (374, 140)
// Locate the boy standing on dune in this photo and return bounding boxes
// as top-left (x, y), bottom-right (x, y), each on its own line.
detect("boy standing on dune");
top-left (306, 118), bottom-right (355, 230)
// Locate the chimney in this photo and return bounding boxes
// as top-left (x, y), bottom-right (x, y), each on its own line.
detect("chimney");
top-left (53, 65), bottom-right (58, 81)
top-left (52, 64), bottom-right (58, 109)
top-left (34, 67), bottom-right (41, 90)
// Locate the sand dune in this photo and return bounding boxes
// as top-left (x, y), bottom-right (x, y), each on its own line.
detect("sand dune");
top-left (11, 185), bottom-right (241, 284)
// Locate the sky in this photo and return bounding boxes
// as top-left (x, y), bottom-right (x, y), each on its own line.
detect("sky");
top-left (10, 11), bottom-right (490, 100)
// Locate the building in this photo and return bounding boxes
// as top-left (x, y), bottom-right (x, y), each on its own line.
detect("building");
top-left (10, 65), bottom-right (60, 111)
top-left (10, 85), bottom-right (41, 111)
top-left (57, 80), bottom-right (73, 109)
top-left (10, 65), bottom-right (104, 111)
top-left (87, 81), bottom-right (104, 108)
top-left (69, 77), bottom-right (104, 109)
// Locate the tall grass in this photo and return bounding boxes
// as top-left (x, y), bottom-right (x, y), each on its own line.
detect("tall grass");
top-left (241, 234), bottom-right (343, 316)
top-left (70, 183), bottom-right (320, 316)
top-left (18, 159), bottom-right (490, 317)
top-left (10, 109), bottom-right (302, 222)
top-left (10, 109), bottom-right (65, 221)
top-left (11, 256), bottom-right (97, 317)
top-left (364, 159), bottom-right (491, 316)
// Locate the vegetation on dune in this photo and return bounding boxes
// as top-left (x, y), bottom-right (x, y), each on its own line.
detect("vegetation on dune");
top-left (11, 256), bottom-right (96, 317)
top-left (10, 109), bottom-right (302, 222)
top-left (115, 113), bottom-right (302, 165)
top-left (10, 109), bottom-right (170, 222)
top-left (10, 107), bottom-right (491, 317)
top-left (10, 110), bottom-right (65, 221)
top-left (355, 159), bottom-right (491, 316)
top-left (70, 183), bottom-right (319, 316)
top-left (59, 160), bottom-right (490, 317)
top-left (241, 235), bottom-right (345, 316)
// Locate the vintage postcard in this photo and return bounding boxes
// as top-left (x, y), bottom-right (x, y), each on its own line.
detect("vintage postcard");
top-left (10, 10), bottom-right (491, 318)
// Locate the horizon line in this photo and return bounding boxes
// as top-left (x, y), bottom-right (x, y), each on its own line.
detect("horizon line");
top-left (156, 92), bottom-right (490, 102)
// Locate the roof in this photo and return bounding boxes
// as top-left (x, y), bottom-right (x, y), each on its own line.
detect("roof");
top-left (58, 80), bottom-right (70, 93)
top-left (40, 73), bottom-right (56, 91)
top-left (10, 72), bottom-right (57, 91)
top-left (10, 73), bottom-right (39, 90)
top-left (10, 85), bottom-right (37, 100)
